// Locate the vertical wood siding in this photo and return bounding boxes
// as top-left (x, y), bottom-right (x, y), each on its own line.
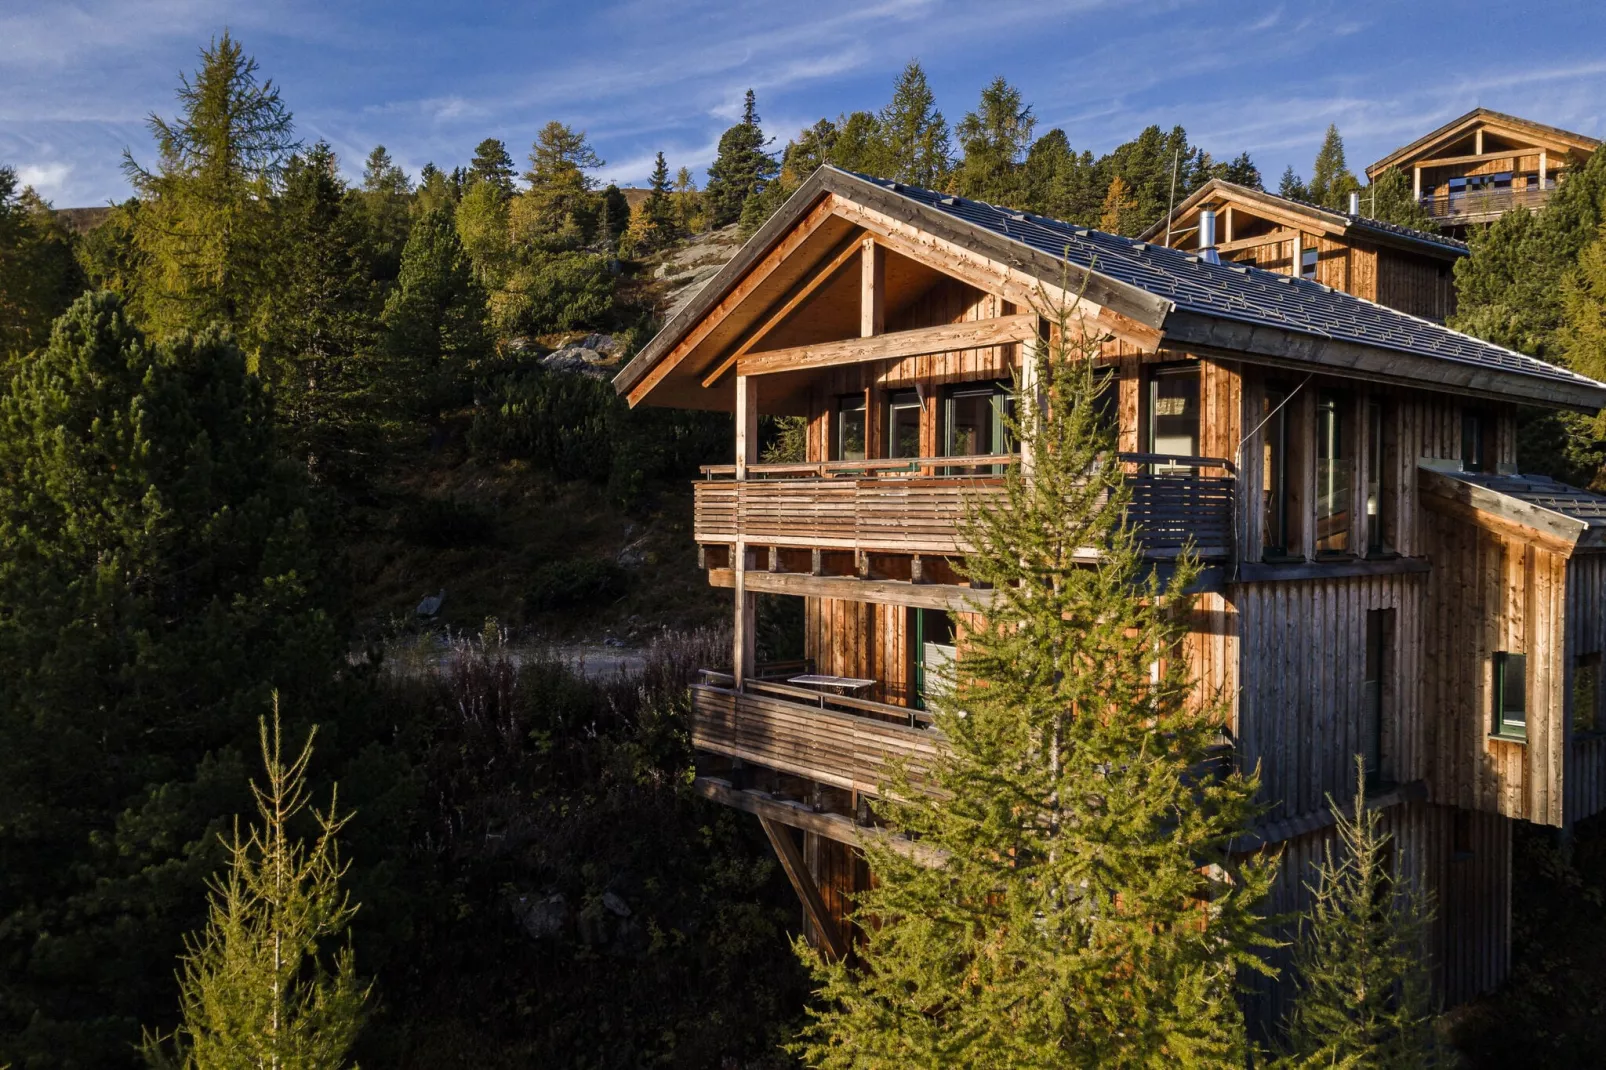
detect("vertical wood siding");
top-left (1566, 553), bottom-right (1606, 821)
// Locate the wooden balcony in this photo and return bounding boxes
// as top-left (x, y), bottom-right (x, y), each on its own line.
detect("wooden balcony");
top-left (694, 453), bottom-right (1234, 560)
top-left (1419, 186), bottom-right (1549, 224)
top-left (691, 677), bottom-right (942, 796)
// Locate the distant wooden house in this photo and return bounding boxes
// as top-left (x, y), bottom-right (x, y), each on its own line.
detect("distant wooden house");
top-left (615, 166), bottom-right (1606, 1024)
top-left (1367, 107), bottom-right (1599, 233)
top-left (1142, 178), bottom-right (1466, 321)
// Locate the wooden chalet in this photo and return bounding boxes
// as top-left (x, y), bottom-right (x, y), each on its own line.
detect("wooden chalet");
top-left (1367, 107), bottom-right (1599, 233)
top-left (614, 165), bottom-right (1606, 1019)
top-left (1141, 178), bottom-right (1466, 322)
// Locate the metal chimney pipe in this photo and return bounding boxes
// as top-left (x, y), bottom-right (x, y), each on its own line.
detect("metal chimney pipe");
top-left (1197, 208), bottom-right (1221, 263)
top-left (1348, 191), bottom-right (1361, 215)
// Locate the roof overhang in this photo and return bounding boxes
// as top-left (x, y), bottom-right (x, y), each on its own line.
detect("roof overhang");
top-left (1367, 107), bottom-right (1600, 179)
top-left (1419, 464), bottom-right (1606, 552)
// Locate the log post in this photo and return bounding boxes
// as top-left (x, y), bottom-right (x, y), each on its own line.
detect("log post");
top-left (861, 237), bottom-right (884, 338)
top-left (734, 375), bottom-right (758, 686)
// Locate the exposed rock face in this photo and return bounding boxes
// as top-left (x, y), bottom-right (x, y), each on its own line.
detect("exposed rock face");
top-left (539, 333), bottom-right (621, 378)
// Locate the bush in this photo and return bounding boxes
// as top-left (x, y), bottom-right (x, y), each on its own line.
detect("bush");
top-left (404, 495), bottom-right (497, 548)
top-left (490, 251), bottom-right (615, 339)
top-left (525, 557), bottom-right (629, 612)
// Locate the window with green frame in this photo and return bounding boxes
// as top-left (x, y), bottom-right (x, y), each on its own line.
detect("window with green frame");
top-left (942, 381), bottom-right (1012, 474)
top-left (887, 390), bottom-right (921, 460)
top-left (834, 394), bottom-right (866, 461)
top-left (1493, 651), bottom-right (1527, 739)
top-left (913, 608), bottom-right (956, 710)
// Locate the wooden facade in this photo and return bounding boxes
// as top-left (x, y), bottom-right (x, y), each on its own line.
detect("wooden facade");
top-left (1144, 179), bottom-right (1466, 321)
top-left (616, 166), bottom-right (1606, 1026)
top-left (1366, 107), bottom-right (1600, 232)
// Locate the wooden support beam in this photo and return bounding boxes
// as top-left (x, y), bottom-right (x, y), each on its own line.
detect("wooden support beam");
top-left (700, 233), bottom-right (864, 389)
top-left (734, 374), bottom-right (758, 687)
top-left (1540, 149), bottom-right (1548, 189)
top-left (694, 777), bottom-right (947, 866)
top-left (1216, 227), bottom-right (1298, 255)
top-left (1413, 166), bottom-right (1421, 199)
top-left (737, 313), bottom-right (1039, 378)
top-left (1222, 204), bottom-right (1234, 245)
top-left (861, 237), bottom-right (884, 338)
top-left (735, 374), bottom-right (758, 479)
top-left (758, 814), bottom-right (849, 961)
top-left (707, 567), bottom-right (998, 612)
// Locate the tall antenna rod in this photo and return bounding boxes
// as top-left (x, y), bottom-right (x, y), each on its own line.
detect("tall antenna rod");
top-left (1164, 149), bottom-right (1180, 246)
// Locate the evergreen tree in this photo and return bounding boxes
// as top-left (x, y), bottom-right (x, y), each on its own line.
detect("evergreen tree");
top-left (469, 137), bottom-right (515, 196)
top-left (1357, 169), bottom-right (1437, 230)
top-left (1279, 164), bottom-right (1308, 202)
top-left (1021, 128), bottom-right (1101, 224)
top-left (952, 76), bottom-right (1035, 204)
top-left (355, 145), bottom-right (412, 284)
top-left (1097, 124), bottom-right (1209, 232)
top-left (256, 143), bottom-right (379, 482)
top-left (455, 166), bottom-right (513, 288)
top-left (1307, 124), bottom-right (1360, 209)
top-left (516, 121), bottom-right (603, 247)
top-left (144, 701), bottom-right (366, 1069)
top-left (412, 162), bottom-right (458, 219)
top-left (878, 60), bottom-right (950, 187)
top-left (76, 197), bottom-right (145, 298)
top-left (597, 184), bottom-right (631, 253)
top-left (828, 110), bottom-right (884, 175)
top-left (672, 165), bottom-right (703, 232)
top-left (122, 32), bottom-right (297, 347)
top-left (795, 293), bottom-right (1275, 1066)
top-left (1282, 758), bottom-right (1437, 1067)
top-left (380, 206), bottom-right (487, 424)
top-left (0, 167), bottom-right (84, 364)
top-left (0, 292), bottom-right (339, 1066)
top-left (627, 152), bottom-right (679, 252)
top-left (704, 89), bottom-right (776, 228)
top-left (1215, 151), bottom-right (1263, 190)
top-left (1563, 225), bottom-right (1606, 440)
top-left (1099, 173), bottom-right (1141, 235)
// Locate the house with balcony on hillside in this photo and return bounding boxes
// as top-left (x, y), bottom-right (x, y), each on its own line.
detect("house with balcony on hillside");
top-left (614, 165), bottom-right (1606, 1021)
top-left (1141, 178), bottom-right (1467, 322)
top-left (1367, 107), bottom-right (1599, 233)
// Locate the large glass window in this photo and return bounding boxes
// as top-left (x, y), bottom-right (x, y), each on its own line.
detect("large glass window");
top-left (1364, 609), bottom-right (1395, 787)
top-left (914, 608), bottom-right (956, 710)
top-left (1300, 246), bottom-right (1319, 280)
top-left (1366, 400), bottom-right (1387, 555)
top-left (1147, 366), bottom-right (1200, 471)
top-left (834, 395), bottom-right (866, 461)
top-left (1315, 390), bottom-right (1354, 555)
top-left (943, 381), bottom-right (1011, 474)
top-left (1262, 388), bottom-right (1289, 558)
top-left (1494, 652), bottom-right (1527, 739)
top-left (887, 391), bottom-right (922, 460)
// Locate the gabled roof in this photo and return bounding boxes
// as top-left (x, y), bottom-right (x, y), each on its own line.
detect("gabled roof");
top-left (1367, 107), bottom-right (1600, 179)
top-left (1137, 178), bottom-right (1467, 259)
top-left (1421, 465), bottom-right (1606, 551)
top-left (615, 167), bottom-right (1606, 412)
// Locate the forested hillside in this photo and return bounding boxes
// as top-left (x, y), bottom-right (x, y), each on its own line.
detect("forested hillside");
top-left (7, 28), bottom-right (1606, 1068)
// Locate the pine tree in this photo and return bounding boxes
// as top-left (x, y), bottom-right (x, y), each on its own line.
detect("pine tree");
top-left (1307, 124), bottom-right (1360, 209)
top-left (122, 32), bottom-right (297, 347)
top-left (597, 184), bottom-right (631, 253)
top-left (1357, 169), bottom-right (1437, 231)
top-left (952, 76), bottom-right (1035, 203)
top-left (1279, 165), bottom-right (1308, 202)
top-left (517, 121), bottom-right (604, 247)
top-left (828, 110), bottom-right (884, 175)
top-left (1282, 758), bottom-right (1437, 1067)
top-left (1099, 173), bottom-right (1141, 235)
top-left (878, 61), bottom-right (950, 187)
top-left (1562, 225), bottom-right (1606, 439)
top-left (672, 166), bottom-right (703, 232)
top-left (412, 162), bottom-right (458, 218)
top-left (0, 167), bottom-right (84, 364)
top-left (1097, 125), bottom-right (1208, 232)
top-left (381, 206), bottom-right (487, 426)
top-left (144, 699), bottom-right (367, 1069)
top-left (795, 291), bottom-right (1276, 1067)
top-left (704, 89), bottom-right (776, 227)
top-left (1021, 129), bottom-right (1101, 225)
top-left (256, 143), bottom-right (379, 482)
top-left (469, 137), bottom-right (515, 196)
top-left (355, 145), bottom-right (412, 284)
top-left (1216, 151), bottom-right (1263, 190)
top-left (638, 152), bottom-right (679, 249)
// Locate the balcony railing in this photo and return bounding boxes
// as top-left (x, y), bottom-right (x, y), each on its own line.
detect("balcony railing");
top-left (691, 679), bottom-right (942, 796)
top-left (1419, 186), bottom-right (1550, 222)
top-left (695, 452), bottom-right (1234, 559)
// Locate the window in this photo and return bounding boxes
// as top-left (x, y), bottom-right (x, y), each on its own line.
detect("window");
top-left (1363, 609), bottom-right (1395, 787)
top-left (1315, 390), bottom-right (1354, 555)
top-left (834, 395), bottom-right (866, 461)
top-left (1447, 176), bottom-right (1468, 200)
top-left (1493, 652), bottom-right (1527, 739)
top-left (913, 608), bottom-right (956, 710)
top-left (1262, 388), bottom-right (1290, 558)
top-left (1300, 246), bottom-right (1319, 281)
top-left (1461, 411), bottom-right (1487, 473)
top-left (1147, 365), bottom-right (1200, 471)
top-left (1366, 400), bottom-right (1387, 555)
top-left (943, 381), bottom-right (1011, 473)
top-left (887, 391), bottom-right (921, 460)
top-left (1575, 653), bottom-right (1601, 735)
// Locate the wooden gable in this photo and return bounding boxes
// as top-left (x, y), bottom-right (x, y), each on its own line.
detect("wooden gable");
top-left (1367, 107), bottom-right (1599, 179)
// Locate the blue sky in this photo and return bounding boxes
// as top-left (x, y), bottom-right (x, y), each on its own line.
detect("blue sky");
top-left (3, 0), bottom-right (1605, 208)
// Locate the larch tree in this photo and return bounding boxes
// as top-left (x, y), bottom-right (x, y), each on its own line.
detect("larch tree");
top-left (143, 700), bottom-right (367, 1069)
top-left (380, 205), bottom-right (487, 426)
top-left (878, 60), bottom-right (951, 188)
top-left (795, 286), bottom-right (1277, 1068)
top-left (455, 165), bottom-right (514, 289)
top-left (1099, 174), bottom-right (1141, 235)
top-left (704, 89), bottom-right (776, 227)
top-left (952, 76), bottom-right (1035, 204)
top-left (122, 32), bottom-right (296, 347)
top-left (517, 121), bottom-right (604, 247)
top-left (1281, 758), bottom-right (1437, 1067)
top-left (672, 165), bottom-right (703, 232)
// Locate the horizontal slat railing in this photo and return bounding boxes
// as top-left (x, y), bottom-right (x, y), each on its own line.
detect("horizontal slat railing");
top-left (694, 453), bottom-right (1234, 558)
top-left (690, 683), bottom-right (942, 795)
top-left (1418, 186), bottom-right (1549, 221)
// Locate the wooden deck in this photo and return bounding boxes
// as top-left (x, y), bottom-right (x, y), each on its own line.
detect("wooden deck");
top-left (690, 680), bottom-right (943, 796)
top-left (695, 453), bottom-right (1235, 559)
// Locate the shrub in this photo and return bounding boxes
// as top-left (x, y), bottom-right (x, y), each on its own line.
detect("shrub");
top-left (525, 557), bottom-right (629, 612)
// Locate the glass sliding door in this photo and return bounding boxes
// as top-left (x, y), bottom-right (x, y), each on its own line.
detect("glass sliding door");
top-left (1315, 390), bottom-right (1353, 555)
top-left (943, 381), bottom-right (1012, 474)
top-left (887, 390), bottom-right (922, 462)
top-left (1147, 365), bottom-right (1200, 472)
